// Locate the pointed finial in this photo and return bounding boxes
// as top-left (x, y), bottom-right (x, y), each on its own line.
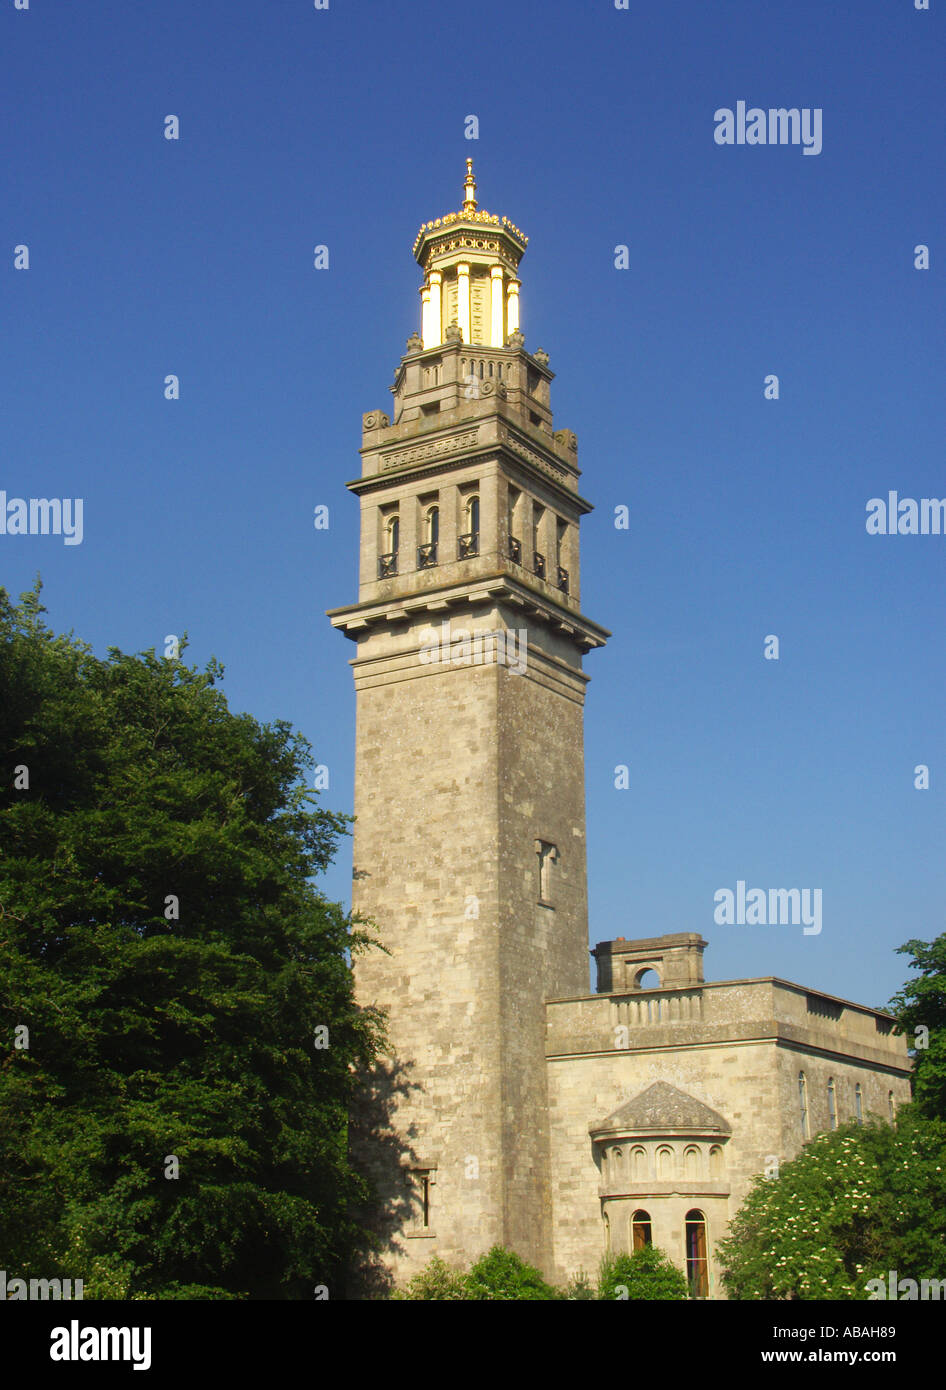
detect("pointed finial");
top-left (462, 158), bottom-right (477, 213)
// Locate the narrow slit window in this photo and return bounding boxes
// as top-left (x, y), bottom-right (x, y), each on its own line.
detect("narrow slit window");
top-left (410, 1169), bottom-right (432, 1232)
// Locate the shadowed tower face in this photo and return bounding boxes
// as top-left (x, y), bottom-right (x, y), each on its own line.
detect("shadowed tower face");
top-left (329, 162), bottom-right (608, 1284)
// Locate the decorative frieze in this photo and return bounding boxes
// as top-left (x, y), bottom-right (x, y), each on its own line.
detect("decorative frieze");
top-left (380, 428), bottom-right (479, 472)
top-left (499, 426), bottom-right (569, 481)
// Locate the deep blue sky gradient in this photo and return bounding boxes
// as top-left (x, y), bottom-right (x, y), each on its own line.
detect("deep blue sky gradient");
top-left (2, 0), bottom-right (943, 1011)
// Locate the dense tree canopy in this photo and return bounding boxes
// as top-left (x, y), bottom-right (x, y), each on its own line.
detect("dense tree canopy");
top-left (0, 583), bottom-right (383, 1298)
top-left (889, 935), bottom-right (946, 1123)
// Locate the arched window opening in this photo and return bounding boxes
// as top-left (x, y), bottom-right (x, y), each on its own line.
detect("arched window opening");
top-left (656, 1146), bottom-right (673, 1180)
top-left (888, 1091), bottom-right (895, 1122)
top-left (685, 1210), bottom-right (708, 1298)
top-left (631, 1210), bottom-right (652, 1251)
top-left (855, 1083), bottom-right (863, 1125)
top-left (709, 1145), bottom-right (724, 1179)
top-left (684, 1145), bottom-right (701, 1179)
top-left (555, 517), bottom-right (569, 593)
top-left (379, 514), bottom-right (399, 578)
top-left (827, 1078), bottom-right (837, 1130)
top-left (459, 495), bottom-right (479, 560)
top-left (532, 505), bottom-right (546, 579)
top-left (630, 1146), bottom-right (647, 1180)
top-left (418, 505), bottom-right (439, 569)
top-left (507, 486), bottom-right (522, 564)
top-left (799, 1071), bottom-right (809, 1139)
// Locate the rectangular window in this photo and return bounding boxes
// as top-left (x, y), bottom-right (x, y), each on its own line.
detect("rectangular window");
top-left (536, 840), bottom-right (558, 905)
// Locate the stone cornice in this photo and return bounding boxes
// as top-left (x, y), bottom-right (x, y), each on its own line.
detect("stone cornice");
top-left (599, 1181), bottom-right (732, 1200)
top-left (553, 976), bottom-right (905, 1025)
top-left (545, 1027), bottom-right (913, 1075)
top-left (327, 572), bottom-right (611, 649)
top-left (348, 443), bottom-right (594, 516)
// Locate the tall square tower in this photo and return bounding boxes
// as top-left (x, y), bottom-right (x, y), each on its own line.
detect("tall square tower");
top-left (329, 163), bottom-right (608, 1282)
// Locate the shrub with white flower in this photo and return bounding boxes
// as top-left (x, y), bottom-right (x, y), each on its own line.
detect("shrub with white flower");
top-left (717, 1108), bottom-right (946, 1300)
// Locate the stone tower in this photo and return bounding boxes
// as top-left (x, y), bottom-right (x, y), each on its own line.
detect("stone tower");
top-left (329, 162), bottom-right (608, 1284)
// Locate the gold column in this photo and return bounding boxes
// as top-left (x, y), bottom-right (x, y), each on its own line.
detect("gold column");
top-left (506, 278), bottom-right (520, 337)
top-left (490, 266), bottom-right (504, 348)
top-left (421, 284), bottom-right (434, 348)
top-left (429, 271), bottom-right (442, 347)
top-left (457, 264), bottom-right (471, 343)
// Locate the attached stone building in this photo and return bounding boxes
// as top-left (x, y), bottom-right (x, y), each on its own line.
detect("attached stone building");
top-left (329, 164), bottom-right (912, 1296)
top-left (548, 932), bottom-right (910, 1295)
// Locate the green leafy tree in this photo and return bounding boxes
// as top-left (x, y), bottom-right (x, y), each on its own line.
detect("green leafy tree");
top-left (563, 1268), bottom-right (596, 1300)
top-left (391, 1255), bottom-right (468, 1300)
top-left (462, 1246), bottom-right (560, 1300)
top-left (888, 935), bottom-right (946, 1122)
top-left (0, 582), bottom-right (384, 1298)
top-left (597, 1244), bottom-right (688, 1300)
top-left (718, 1112), bottom-right (946, 1299)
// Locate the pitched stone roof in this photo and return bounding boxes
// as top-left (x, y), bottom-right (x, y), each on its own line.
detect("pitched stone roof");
top-left (589, 1081), bottom-right (731, 1138)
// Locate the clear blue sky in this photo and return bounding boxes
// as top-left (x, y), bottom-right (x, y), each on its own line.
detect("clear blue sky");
top-left (2, 0), bottom-right (943, 1012)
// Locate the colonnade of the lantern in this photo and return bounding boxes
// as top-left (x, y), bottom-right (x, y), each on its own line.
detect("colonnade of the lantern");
top-left (420, 264), bottom-right (521, 349)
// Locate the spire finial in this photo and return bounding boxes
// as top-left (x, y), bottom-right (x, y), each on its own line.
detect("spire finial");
top-left (462, 158), bottom-right (477, 213)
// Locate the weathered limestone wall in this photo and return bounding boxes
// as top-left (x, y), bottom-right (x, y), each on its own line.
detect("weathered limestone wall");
top-left (495, 633), bottom-right (590, 1269)
top-left (349, 605), bottom-right (593, 1281)
top-left (351, 636), bottom-right (504, 1280)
